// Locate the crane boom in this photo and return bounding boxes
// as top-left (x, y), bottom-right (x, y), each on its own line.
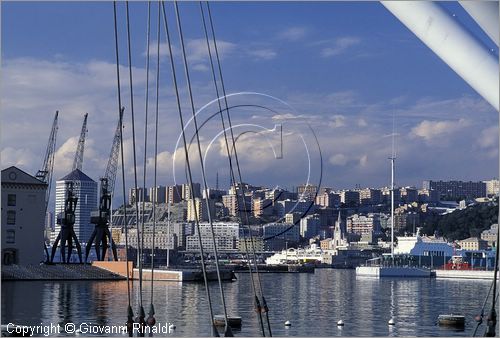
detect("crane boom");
top-left (36, 110), bottom-right (59, 212)
top-left (105, 107), bottom-right (124, 196)
top-left (72, 113), bottom-right (88, 171)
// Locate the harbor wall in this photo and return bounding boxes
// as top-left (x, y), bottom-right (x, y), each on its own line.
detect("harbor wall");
top-left (92, 261), bottom-right (134, 279)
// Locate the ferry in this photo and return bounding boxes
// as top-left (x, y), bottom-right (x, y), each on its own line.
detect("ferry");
top-left (265, 244), bottom-right (331, 265)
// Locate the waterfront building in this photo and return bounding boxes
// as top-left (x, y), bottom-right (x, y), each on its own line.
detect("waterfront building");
top-left (315, 191), bottom-right (341, 208)
top-left (265, 188), bottom-right (297, 204)
top-left (300, 215), bottom-right (321, 239)
top-left (238, 237), bottom-right (264, 253)
top-left (125, 225), bottom-right (177, 250)
top-left (252, 198), bottom-right (273, 217)
top-left (1, 166), bottom-right (47, 265)
top-left (222, 194), bottom-right (251, 217)
top-left (187, 198), bottom-right (215, 222)
top-left (185, 222), bottom-right (239, 252)
top-left (481, 224), bottom-right (498, 247)
top-left (182, 183), bottom-right (201, 200)
top-left (53, 169), bottom-right (97, 246)
top-left (340, 190), bottom-right (360, 206)
top-left (346, 213), bottom-right (381, 236)
top-left (297, 184), bottom-right (318, 202)
top-left (262, 222), bottom-right (299, 251)
top-left (167, 184), bottom-right (183, 204)
top-left (422, 180), bottom-right (487, 200)
top-left (400, 187), bottom-right (418, 203)
top-left (381, 187), bottom-right (401, 204)
top-left (285, 212), bottom-right (301, 225)
top-left (129, 187), bottom-right (149, 204)
top-left (457, 237), bottom-right (488, 251)
top-left (202, 188), bottom-right (226, 201)
top-left (418, 188), bottom-right (439, 203)
top-left (359, 188), bottom-right (382, 205)
top-left (483, 179), bottom-right (500, 197)
top-left (275, 199), bottom-right (316, 218)
top-left (149, 185), bottom-right (166, 204)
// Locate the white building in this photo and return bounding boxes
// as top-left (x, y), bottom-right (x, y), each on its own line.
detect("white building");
top-left (52, 169), bottom-right (97, 246)
top-left (300, 215), bottom-right (321, 239)
top-left (185, 222), bottom-right (239, 252)
top-left (2, 166), bottom-right (47, 265)
top-left (483, 179), bottom-right (500, 196)
top-left (187, 198), bottom-right (215, 222)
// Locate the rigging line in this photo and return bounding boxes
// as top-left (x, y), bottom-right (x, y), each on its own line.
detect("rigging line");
top-left (484, 194), bottom-right (499, 337)
top-left (160, 2), bottom-right (218, 336)
top-left (125, 1), bottom-right (146, 328)
top-left (472, 280), bottom-right (494, 336)
top-left (199, 2), bottom-right (263, 336)
top-left (149, 0), bottom-right (162, 312)
top-left (141, 1), bottom-right (151, 300)
top-left (113, 2), bottom-right (133, 335)
top-left (205, 2), bottom-right (269, 335)
top-left (175, 2), bottom-right (232, 336)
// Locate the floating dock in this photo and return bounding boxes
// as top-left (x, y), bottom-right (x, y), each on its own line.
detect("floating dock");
top-left (433, 269), bottom-right (494, 280)
top-left (94, 261), bottom-right (236, 282)
top-left (356, 266), bottom-right (432, 277)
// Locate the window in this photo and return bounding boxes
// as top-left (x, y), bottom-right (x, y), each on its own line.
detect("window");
top-left (6, 211), bottom-right (16, 225)
top-left (6, 230), bottom-right (15, 244)
top-left (7, 194), bottom-right (16, 206)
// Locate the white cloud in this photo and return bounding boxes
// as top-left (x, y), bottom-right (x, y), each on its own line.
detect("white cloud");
top-left (277, 27), bottom-right (308, 41)
top-left (410, 118), bottom-right (470, 141)
top-left (477, 126), bottom-right (498, 149)
top-left (248, 49), bottom-right (277, 60)
top-left (329, 115), bottom-right (346, 128)
top-left (357, 118), bottom-right (367, 127)
top-left (329, 153), bottom-right (348, 166)
top-left (359, 154), bottom-right (368, 167)
top-left (320, 37), bottom-right (361, 57)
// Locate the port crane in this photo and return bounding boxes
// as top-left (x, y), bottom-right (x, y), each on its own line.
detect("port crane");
top-left (50, 113), bottom-right (89, 263)
top-left (50, 182), bottom-right (83, 263)
top-left (36, 111), bottom-right (59, 261)
top-left (73, 113), bottom-right (88, 171)
top-left (85, 107), bottom-right (124, 261)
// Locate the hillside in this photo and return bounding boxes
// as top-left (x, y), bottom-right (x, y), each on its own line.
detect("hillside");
top-left (420, 200), bottom-right (498, 241)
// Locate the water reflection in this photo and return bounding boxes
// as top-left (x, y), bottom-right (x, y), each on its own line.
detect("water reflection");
top-left (1, 270), bottom-right (497, 336)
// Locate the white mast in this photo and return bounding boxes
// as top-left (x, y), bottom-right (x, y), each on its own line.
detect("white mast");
top-left (167, 202), bottom-right (171, 268)
top-left (390, 155), bottom-right (395, 260)
top-left (390, 115), bottom-right (396, 261)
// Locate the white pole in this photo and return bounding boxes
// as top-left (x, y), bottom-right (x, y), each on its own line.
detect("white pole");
top-left (167, 203), bottom-right (171, 268)
top-left (381, 1), bottom-right (499, 111)
top-left (391, 157), bottom-right (395, 262)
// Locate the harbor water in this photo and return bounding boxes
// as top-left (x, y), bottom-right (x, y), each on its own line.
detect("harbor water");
top-left (2, 269), bottom-right (497, 336)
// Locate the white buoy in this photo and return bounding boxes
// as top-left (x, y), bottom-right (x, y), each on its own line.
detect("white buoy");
top-left (284, 320), bottom-right (291, 326)
top-left (337, 320), bottom-right (344, 326)
top-left (388, 318), bottom-right (395, 325)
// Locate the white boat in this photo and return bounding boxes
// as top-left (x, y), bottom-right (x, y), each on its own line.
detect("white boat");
top-left (265, 244), bottom-right (331, 265)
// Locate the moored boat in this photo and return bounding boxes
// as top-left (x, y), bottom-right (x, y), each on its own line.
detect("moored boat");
top-left (438, 314), bottom-right (465, 327)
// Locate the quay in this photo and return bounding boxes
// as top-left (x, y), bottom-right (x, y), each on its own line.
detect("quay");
top-left (1, 263), bottom-right (125, 281)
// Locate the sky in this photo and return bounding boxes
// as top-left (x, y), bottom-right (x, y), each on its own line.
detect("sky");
top-left (1, 1), bottom-right (499, 207)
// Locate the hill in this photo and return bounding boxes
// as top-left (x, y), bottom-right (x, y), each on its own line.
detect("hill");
top-left (420, 200), bottom-right (498, 241)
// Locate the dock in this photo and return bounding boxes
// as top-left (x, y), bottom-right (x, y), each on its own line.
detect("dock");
top-left (1, 263), bottom-right (125, 281)
top-left (433, 269), bottom-right (494, 279)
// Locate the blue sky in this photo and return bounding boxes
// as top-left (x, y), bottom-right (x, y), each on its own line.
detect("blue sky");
top-left (1, 1), bottom-right (498, 205)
